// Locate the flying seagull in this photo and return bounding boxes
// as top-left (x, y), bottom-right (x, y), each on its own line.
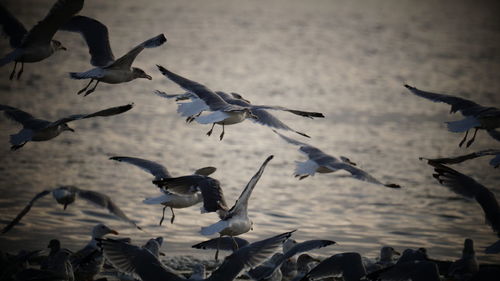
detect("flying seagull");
top-left (0, 103), bottom-right (133, 150)
top-left (1, 185), bottom-right (141, 234)
top-left (200, 155), bottom-right (273, 260)
top-left (0, 0), bottom-right (83, 79)
top-left (110, 156), bottom-right (227, 225)
top-left (99, 230), bottom-right (294, 281)
top-left (156, 65), bottom-right (259, 140)
top-left (154, 90), bottom-right (324, 138)
top-left (62, 15), bottom-right (166, 96)
top-left (275, 131), bottom-right (401, 188)
top-left (420, 149), bottom-right (500, 169)
top-left (404, 84), bottom-right (500, 147)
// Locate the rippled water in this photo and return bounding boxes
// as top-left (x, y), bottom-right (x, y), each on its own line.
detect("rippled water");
top-left (0, 0), bottom-right (499, 265)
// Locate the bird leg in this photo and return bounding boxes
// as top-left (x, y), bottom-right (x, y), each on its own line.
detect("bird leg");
top-left (206, 123), bottom-right (215, 136)
top-left (186, 112), bottom-right (201, 123)
top-left (215, 234), bottom-right (222, 261)
top-left (458, 130), bottom-right (469, 147)
top-left (77, 79), bottom-right (94, 95)
top-left (9, 62), bottom-right (17, 80)
top-left (84, 80), bottom-right (99, 96)
top-left (466, 128), bottom-right (479, 147)
top-left (219, 124), bottom-right (225, 140)
top-left (10, 142), bottom-right (26, 151)
top-left (16, 62), bottom-right (24, 80)
top-left (170, 207), bottom-right (175, 224)
top-left (231, 236), bottom-right (240, 250)
top-left (159, 205), bottom-right (168, 225)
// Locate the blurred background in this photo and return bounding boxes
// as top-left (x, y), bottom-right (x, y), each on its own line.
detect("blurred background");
top-left (0, 0), bottom-right (499, 263)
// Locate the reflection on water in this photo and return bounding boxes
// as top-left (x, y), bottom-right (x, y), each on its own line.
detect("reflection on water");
top-left (0, 0), bottom-right (499, 264)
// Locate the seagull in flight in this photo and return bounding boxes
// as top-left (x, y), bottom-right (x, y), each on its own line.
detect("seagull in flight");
top-left (404, 84), bottom-right (500, 147)
top-left (1, 186), bottom-right (141, 234)
top-left (62, 15), bottom-right (166, 96)
top-left (0, 103), bottom-right (133, 150)
top-left (110, 156), bottom-right (227, 225)
top-left (200, 155), bottom-right (274, 260)
top-left (154, 90), bottom-right (324, 138)
top-left (99, 230), bottom-right (294, 281)
top-left (0, 0), bottom-right (83, 80)
top-left (156, 65), bottom-right (260, 140)
top-left (275, 131), bottom-right (401, 188)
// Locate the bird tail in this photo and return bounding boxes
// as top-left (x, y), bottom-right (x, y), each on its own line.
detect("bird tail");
top-left (143, 194), bottom-right (171, 204)
top-left (0, 49), bottom-right (21, 66)
top-left (69, 68), bottom-right (104, 80)
top-left (177, 99), bottom-right (208, 117)
top-left (446, 116), bottom-right (480, 132)
top-left (200, 220), bottom-right (229, 236)
top-left (294, 160), bottom-right (319, 178)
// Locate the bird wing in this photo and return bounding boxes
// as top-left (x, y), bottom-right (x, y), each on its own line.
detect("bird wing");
top-left (59, 15), bottom-right (115, 67)
top-left (153, 175), bottom-right (207, 194)
top-left (192, 237), bottom-right (250, 252)
top-left (428, 161), bottom-right (500, 235)
top-left (325, 162), bottom-right (401, 188)
top-left (75, 188), bottom-right (141, 230)
top-left (109, 156), bottom-right (171, 180)
top-left (0, 4), bottom-right (27, 48)
top-left (22, 0), bottom-right (83, 47)
top-left (206, 231), bottom-right (294, 281)
top-left (252, 105), bottom-right (325, 118)
top-left (99, 238), bottom-right (185, 281)
top-left (1, 190), bottom-right (51, 234)
top-left (157, 65), bottom-right (236, 111)
top-left (302, 252), bottom-right (366, 281)
top-left (421, 149), bottom-right (500, 167)
top-left (51, 103), bottom-right (133, 126)
top-left (404, 84), bottom-right (497, 117)
top-left (109, 34), bottom-right (166, 69)
top-left (250, 109), bottom-right (310, 138)
top-left (197, 178), bottom-right (228, 215)
top-left (194, 166), bottom-right (217, 176)
top-left (0, 104), bottom-right (37, 127)
top-left (226, 155), bottom-right (274, 217)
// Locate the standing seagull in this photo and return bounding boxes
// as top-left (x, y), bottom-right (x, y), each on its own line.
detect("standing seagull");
top-left (1, 185), bottom-right (141, 234)
top-left (201, 155), bottom-right (274, 260)
top-left (63, 15), bottom-right (166, 96)
top-left (275, 131), bottom-right (401, 188)
top-left (0, 103), bottom-right (133, 150)
top-left (109, 156), bottom-right (227, 225)
top-left (404, 84), bottom-right (500, 147)
top-left (0, 0), bottom-right (83, 80)
top-left (156, 65), bottom-right (258, 140)
top-left (154, 90), bottom-right (324, 138)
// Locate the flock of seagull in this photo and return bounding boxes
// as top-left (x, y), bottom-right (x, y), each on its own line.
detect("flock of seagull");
top-left (0, 0), bottom-right (500, 281)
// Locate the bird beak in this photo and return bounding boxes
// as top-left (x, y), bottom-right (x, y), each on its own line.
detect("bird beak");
top-left (60, 46), bottom-right (67, 51)
top-left (110, 230), bottom-right (119, 235)
top-left (394, 250), bottom-right (401, 256)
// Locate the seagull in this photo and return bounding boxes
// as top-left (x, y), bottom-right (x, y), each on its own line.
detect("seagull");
top-left (200, 155), bottom-right (274, 260)
top-left (0, 0), bottom-right (83, 80)
top-left (63, 15), bottom-right (166, 96)
top-left (0, 185), bottom-right (141, 234)
top-left (99, 230), bottom-right (294, 281)
top-left (275, 131), bottom-right (401, 188)
top-left (426, 160), bottom-right (500, 253)
top-left (365, 246), bottom-right (401, 273)
top-left (154, 90), bottom-right (324, 138)
top-left (365, 259), bottom-right (441, 281)
top-left (142, 237), bottom-right (164, 259)
top-left (71, 224), bottom-right (119, 281)
top-left (448, 239), bottom-right (479, 280)
top-left (16, 249), bottom-right (74, 281)
top-left (156, 65), bottom-right (258, 140)
top-left (0, 103), bottom-right (133, 150)
top-left (404, 84), bottom-right (500, 147)
top-left (420, 149), bottom-right (500, 169)
top-left (109, 156), bottom-right (227, 225)
top-left (298, 252), bottom-right (367, 281)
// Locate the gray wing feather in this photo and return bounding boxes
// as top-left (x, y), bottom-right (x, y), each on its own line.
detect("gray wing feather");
top-left (109, 34), bottom-right (166, 69)
top-left (197, 178), bottom-right (228, 214)
top-left (251, 109), bottom-right (310, 138)
top-left (52, 103), bottom-right (133, 126)
top-left (0, 104), bottom-right (36, 126)
top-left (0, 4), bottom-right (27, 48)
top-left (301, 252), bottom-right (366, 281)
top-left (1, 190), bottom-right (51, 234)
top-left (109, 156), bottom-right (171, 179)
top-left (421, 149), bottom-right (500, 168)
top-left (192, 237), bottom-right (250, 252)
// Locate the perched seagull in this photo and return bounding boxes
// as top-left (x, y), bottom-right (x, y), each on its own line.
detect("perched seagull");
top-left (298, 252), bottom-right (367, 281)
top-left (63, 15), bottom-right (166, 96)
top-left (109, 156), bottom-right (227, 225)
top-left (0, 103), bottom-right (133, 150)
top-left (99, 230), bottom-right (294, 281)
top-left (16, 250), bottom-right (74, 281)
top-left (365, 246), bottom-right (400, 273)
top-left (448, 239), bottom-right (479, 280)
top-left (404, 84), bottom-right (500, 147)
top-left (71, 224), bottom-right (119, 281)
top-left (156, 65), bottom-right (259, 140)
top-left (420, 149), bottom-right (500, 169)
top-left (0, 0), bottom-right (83, 80)
top-left (154, 90), bottom-right (324, 138)
top-left (200, 155), bottom-right (274, 260)
top-left (275, 131), bottom-right (401, 188)
top-left (365, 259), bottom-right (441, 281)
top-left (426, 160), bottom-right (500, 253)
top-left (142, 237), bottom-right (164, 259)
top-left (0, 185), bottom-right (141, 234)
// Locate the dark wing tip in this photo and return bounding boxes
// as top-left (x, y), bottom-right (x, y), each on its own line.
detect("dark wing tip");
top-left (404, 84), bottom-right (414, 89)
top-left (384, 183), bottom-right (402, 189)
top-left (144, 34), bottom-right (167, 48)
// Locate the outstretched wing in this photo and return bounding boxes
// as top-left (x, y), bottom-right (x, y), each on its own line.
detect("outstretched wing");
top-left (76, 188), bottom-right (141, 230)
top-left (421, 149), bottom-right (500, 168)
top-left (252, 105), bottom-right (324, 118)
top-left (251, 109), bottom-right (310, 138)
top-left (192, 237), bottom-right (250, 252)
top-left (428, 161), bottom-right (500, 236)
top-left (60, 15), bottom-right (115, 67)
top-left (0, 4), bottom-right (27, 48)
top-left (0, 104), bottom-right (36, 126)
top-left (227, 155), bottom-right (274, 217)
top-left (194, 166), bottom-right (217, 176)
top-left (22, 0), bottom-right (84, 47)
top-left (109, 156), bottom-right (171, 180)
top-left (1, 190), bottom-right (51, 234)
top-left (51, 103), bottom-right (133, 126)
top-left (109, 34), bottom-right (166, 69)
top-left (197, 178), bottom-right (228, 215)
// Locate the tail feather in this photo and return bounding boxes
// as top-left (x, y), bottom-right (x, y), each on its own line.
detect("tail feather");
top-left (446, 116), bottom-right (480, 132)
top-left (295, 160), bottom-right (319, 177)
top-left (9, 129), bottom-right (33, 146)
top-left (143, 194), bottom-right (171, 204)
top-left (177, 99), bottom-right (208, 117)
top-left (69, 68), bottom-right (105, 80)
